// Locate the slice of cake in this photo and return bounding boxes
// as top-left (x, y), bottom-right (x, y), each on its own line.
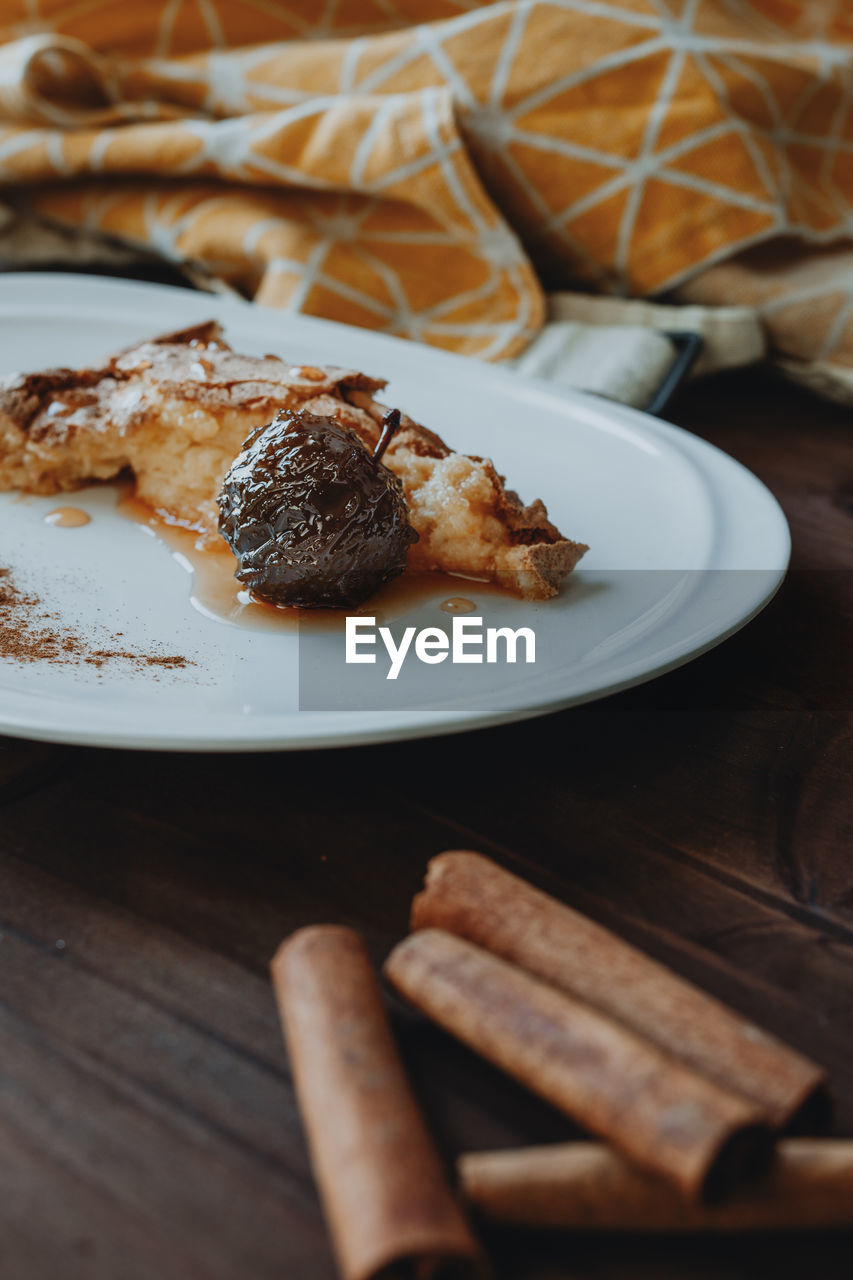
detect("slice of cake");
top-left (0, 322), bottom-right (586, 599)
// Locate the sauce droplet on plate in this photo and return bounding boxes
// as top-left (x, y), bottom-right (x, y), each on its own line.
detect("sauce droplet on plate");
top-left (440, 596), bottom-right (477, 614)
top-left (45, 507), bottom-right (91, 528)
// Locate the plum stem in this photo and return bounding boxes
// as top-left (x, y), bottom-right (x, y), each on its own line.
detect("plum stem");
top-left (373, 408), bottom-right (402, 462)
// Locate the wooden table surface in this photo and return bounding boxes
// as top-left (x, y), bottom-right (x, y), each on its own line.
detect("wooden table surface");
top-left (1, 359), bottom-right (852, 1279)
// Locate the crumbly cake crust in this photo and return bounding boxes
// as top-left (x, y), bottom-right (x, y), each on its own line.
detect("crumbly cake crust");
top-left (0, 323), bottom-right (586, 599)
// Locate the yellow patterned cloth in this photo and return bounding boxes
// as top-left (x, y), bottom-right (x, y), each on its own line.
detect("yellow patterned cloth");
top-left (1, 1), bottom-right (853, 370)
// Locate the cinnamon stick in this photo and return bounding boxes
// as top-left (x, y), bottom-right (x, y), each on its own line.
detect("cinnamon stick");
top-left (270, 926), bottom-right (483, 1280)
top-left (459, 1140), bottom-right (853, 1231)
top-left (384, 930), bottom-right (772, 1204)
top-left (411, 852), bottom-right (827, 1130)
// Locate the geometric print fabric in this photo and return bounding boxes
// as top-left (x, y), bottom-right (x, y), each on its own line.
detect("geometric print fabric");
top-left (1, 1), bottom-right (853, 369)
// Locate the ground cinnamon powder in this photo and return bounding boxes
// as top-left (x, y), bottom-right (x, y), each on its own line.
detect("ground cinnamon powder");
top-left (0, 567), bottom-right (192, 673)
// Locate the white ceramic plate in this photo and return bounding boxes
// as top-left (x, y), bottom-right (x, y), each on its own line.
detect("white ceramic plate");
top-left (0, 273), bottom-right (788, 751)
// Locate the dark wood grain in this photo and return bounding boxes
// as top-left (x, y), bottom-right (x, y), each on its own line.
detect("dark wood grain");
top-left (1, 360), bottom-right (852, 1279)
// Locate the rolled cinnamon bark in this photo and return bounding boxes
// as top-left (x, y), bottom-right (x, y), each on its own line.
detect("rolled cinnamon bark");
top-left (411, 852), bottom-right (828, 1130)
top-left (384, 930), bottom-right (773, 1205)
top-left (270, 926), bottom-right (483, 1280)
top-left (459, 1140), bottom-right (853, 1231)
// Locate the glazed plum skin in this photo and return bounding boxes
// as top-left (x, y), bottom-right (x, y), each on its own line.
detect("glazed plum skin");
top-left (218, 409), bottom-right (418, 608)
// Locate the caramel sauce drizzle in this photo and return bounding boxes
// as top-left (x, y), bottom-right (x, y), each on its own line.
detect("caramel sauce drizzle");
top-left (115, 487), bottom-right (501, 633)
